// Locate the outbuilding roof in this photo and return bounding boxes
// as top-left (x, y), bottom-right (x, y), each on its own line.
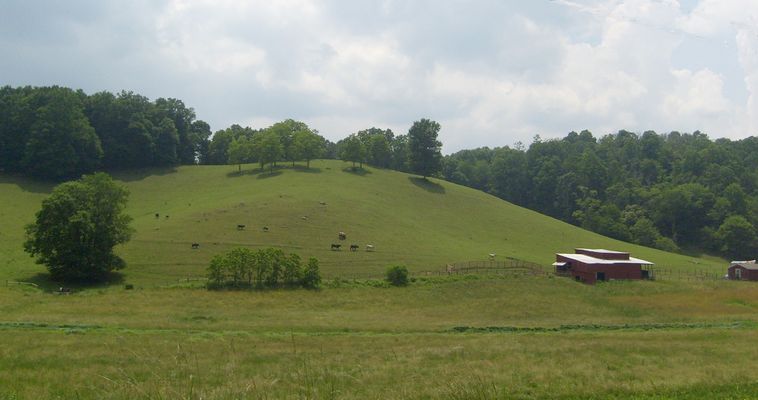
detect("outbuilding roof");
top-left (574, 248), bottom-right (628, 255)
top-left (557, 253), bottom-right (654, 266)
top-left (730, 261), bottom-right (758, 270)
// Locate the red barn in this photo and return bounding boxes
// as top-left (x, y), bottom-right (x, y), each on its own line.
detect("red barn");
top-left (728, 260), bottom-right (758, 281)
top-left (553, 248), bottom-right (654, 284)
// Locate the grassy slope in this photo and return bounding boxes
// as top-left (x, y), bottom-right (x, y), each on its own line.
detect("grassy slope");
top-left (1, 277), bottom-right (758, 399)
top-left (1, 159), bottom-right (725, 286)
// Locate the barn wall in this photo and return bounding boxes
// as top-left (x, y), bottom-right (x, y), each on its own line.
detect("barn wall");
top-left (728, 266), bottom-right (758, 281)
top-left (556, 255), bottom-right (643, 284)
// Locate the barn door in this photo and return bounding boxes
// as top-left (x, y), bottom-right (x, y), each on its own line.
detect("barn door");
top-left (596, 272), bottom-right (606, 282)
top-left (736, 268), bottom-right (742, 280)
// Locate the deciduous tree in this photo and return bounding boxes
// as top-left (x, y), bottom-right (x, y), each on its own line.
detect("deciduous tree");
top-left (24, 173), bottom-right (133, 282)
top-left (407, 119), bottom-right (442, 179)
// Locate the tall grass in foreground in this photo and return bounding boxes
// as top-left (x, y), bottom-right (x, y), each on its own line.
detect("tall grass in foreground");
top-left (1, 327), bottom-right (758, 399)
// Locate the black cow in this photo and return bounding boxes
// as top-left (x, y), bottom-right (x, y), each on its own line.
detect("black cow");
top-left (237, 224), bottom-right (246, 230)
top-left (350, 244), bottom-right (359, 251)
top-left (262, 226), bottom-right (269, 232)
top-left (191, 243), bottom-right (199, 249)
top-left (331, 244), bottom-right (341, 251)
top-left (155, 213), bottom-right (159, 219)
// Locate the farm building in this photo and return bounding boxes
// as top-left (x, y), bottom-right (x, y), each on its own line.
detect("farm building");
top-left (553, 248), bottom-right (654, 284)
top-left (727, 260), bottom-right (758, 281)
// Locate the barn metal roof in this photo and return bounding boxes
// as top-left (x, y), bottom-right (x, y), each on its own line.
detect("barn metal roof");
top-left (730, 262), bottom-right (758, 270)
top-left (575, 248), bottom-right (628, 255)
top-left (557, 253), bottom-right (654, 266)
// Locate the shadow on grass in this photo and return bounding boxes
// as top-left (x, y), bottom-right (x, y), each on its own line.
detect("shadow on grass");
top-left (18, 271), bottom-right (125, 292)
top-left (409, 177), bottom-right (446, 194)
top-left (342, 166), bottom-right (372, 176)
top-left (293, 165), bottom-right (322, 174)
top-left (257, 170), bottom-right (283, 179)
top-left (108, 167), bottom-right (178, 182)
top-left (0, 174), bottom-right (56, 194)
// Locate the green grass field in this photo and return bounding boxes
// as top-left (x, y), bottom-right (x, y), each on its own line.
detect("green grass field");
top-left (2, 276), bottom-right (758, 399)
top-left (0, 159), bottom-right (725, 287)
top-left (2, 160), bottom-right (756, 399)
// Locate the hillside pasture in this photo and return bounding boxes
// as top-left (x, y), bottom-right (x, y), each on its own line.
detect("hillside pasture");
top-left (0, 160), bottom-right (726, 287)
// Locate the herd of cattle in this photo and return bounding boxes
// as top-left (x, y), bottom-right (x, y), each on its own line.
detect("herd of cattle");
top-left (331, 231), bottom-right (374, 252)
top-left (188, 226), bottom-right (375, 253)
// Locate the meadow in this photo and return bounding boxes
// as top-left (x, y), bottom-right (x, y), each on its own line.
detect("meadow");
top-left (2, 276), bottom-right (758, 398)
top-left (1, 160), bottom-right (756, 398)
top-left (0, 160), bottom-right (724, 287)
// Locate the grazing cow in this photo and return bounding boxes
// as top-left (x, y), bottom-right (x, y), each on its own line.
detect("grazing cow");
top-left (319, 201), bottom-right (327, 205)
top-left (301, 216), bottom-right (308, 220)
top-left (155, 213), bottom-right (159, 219)
top-left (338, 231), bottom-right (346, 240)
top-left (191, 243), bottom-right (199, 249)
top-left (262, 226), bottom-right (269, 232)
top-left (489, 253), bottom-right (496, 260)
top-left (165, 215), bottom-right (169, 219)
top-left (350, 244), bottom-right (359, 251)
top-left (58, 287), bottom-right (72, 295)
top-left (366, 244), bottom-right (375, 252)
top-left (237, 224), bottom-right (246, 230)
top-left (331, 244), bottom-right (341, 251)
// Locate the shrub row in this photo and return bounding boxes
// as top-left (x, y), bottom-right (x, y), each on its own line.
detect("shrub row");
top-left (207, 247), bottom-right (320, 290)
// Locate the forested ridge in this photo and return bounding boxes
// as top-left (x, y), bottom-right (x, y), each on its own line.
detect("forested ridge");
top-left (443, 130), bottom-right (758, 259)
top-left (0, 85), bottom-right (213, 179)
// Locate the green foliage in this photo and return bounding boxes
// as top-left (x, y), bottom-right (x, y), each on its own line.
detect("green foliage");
top-left (206, 247), bottom-right (319, 290)
top-left (256, 130), bottom-right (284, 173)
top-left (23, 173), bottom-right (133, 282)
top-left (227, 137), bottom-right (256, 171)
top-left (301, 257), bottom-right (321, 289)
top-left (339, 134), bottom-right (366, 168)
top-left (0, 86), bottom-right (212, 178)
top-left (292, 130), bottom-right (325, 168)
top-left (442, 130), bottom-right (758, 258)
top-left (717, 215), bottom-right (757, 260)
top-left (15, 86), bottom-right (103, 180)
top-left (385, 265), bottom-right (409, 286)
top-left (407, 119), bottom-right (442, 179)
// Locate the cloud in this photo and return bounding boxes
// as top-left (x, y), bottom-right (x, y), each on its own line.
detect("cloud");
top-left (1, 0), bottom-right (757, 152)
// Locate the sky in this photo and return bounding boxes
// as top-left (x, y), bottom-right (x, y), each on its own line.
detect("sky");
top-left (2, 0), bottom-right (758, 153)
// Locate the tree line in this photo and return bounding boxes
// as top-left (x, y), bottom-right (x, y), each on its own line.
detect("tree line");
top-left (442, 130), bottom-right (758, 260)
top-left (0, 86), bottom-right (212, 180)
top-left (1, 85), bottom-right (443, 181)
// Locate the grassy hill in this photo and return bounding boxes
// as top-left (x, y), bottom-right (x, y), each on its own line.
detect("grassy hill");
top-left (0, 159), bottom-right (725, 286)
top-left (3, 161), bottom-right (758, 399)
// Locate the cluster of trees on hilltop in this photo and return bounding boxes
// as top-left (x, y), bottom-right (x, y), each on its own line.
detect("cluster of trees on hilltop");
top-left (208, 119), bottom-right (443, 178)
top-left (443, 130), bottom-right (758, 260)
top-left (205, 119), bottom-right (329, 172)
top-left (336, 119), bottom-right (442, 177)
top-left (0, 86), bottom-right (211, 180)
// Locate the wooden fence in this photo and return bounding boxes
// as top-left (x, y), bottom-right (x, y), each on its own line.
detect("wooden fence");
top-left (645, 267), bottom-right (725, 282)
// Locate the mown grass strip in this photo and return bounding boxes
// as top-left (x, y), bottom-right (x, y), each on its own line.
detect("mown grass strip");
top-left (450, 321), bottom-right (755, 334)
top-left (2, 320), bottom-right (756, 339)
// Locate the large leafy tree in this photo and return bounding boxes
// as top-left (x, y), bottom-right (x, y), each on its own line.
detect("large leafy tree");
top-left (21, 87), bottom-right (103, 180)
top-left (228, 137), bottom-right (256, 171)
top-left (256, 130), bottom-right (284, 173)
top-left (292, 130), bottom-right (325, 168)
top-left (24, 173), bottom-right (133, 282)
top-left (407, 119), bottom-right (442, 179)
top-left (339, 134), bottom-right (366, 168)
